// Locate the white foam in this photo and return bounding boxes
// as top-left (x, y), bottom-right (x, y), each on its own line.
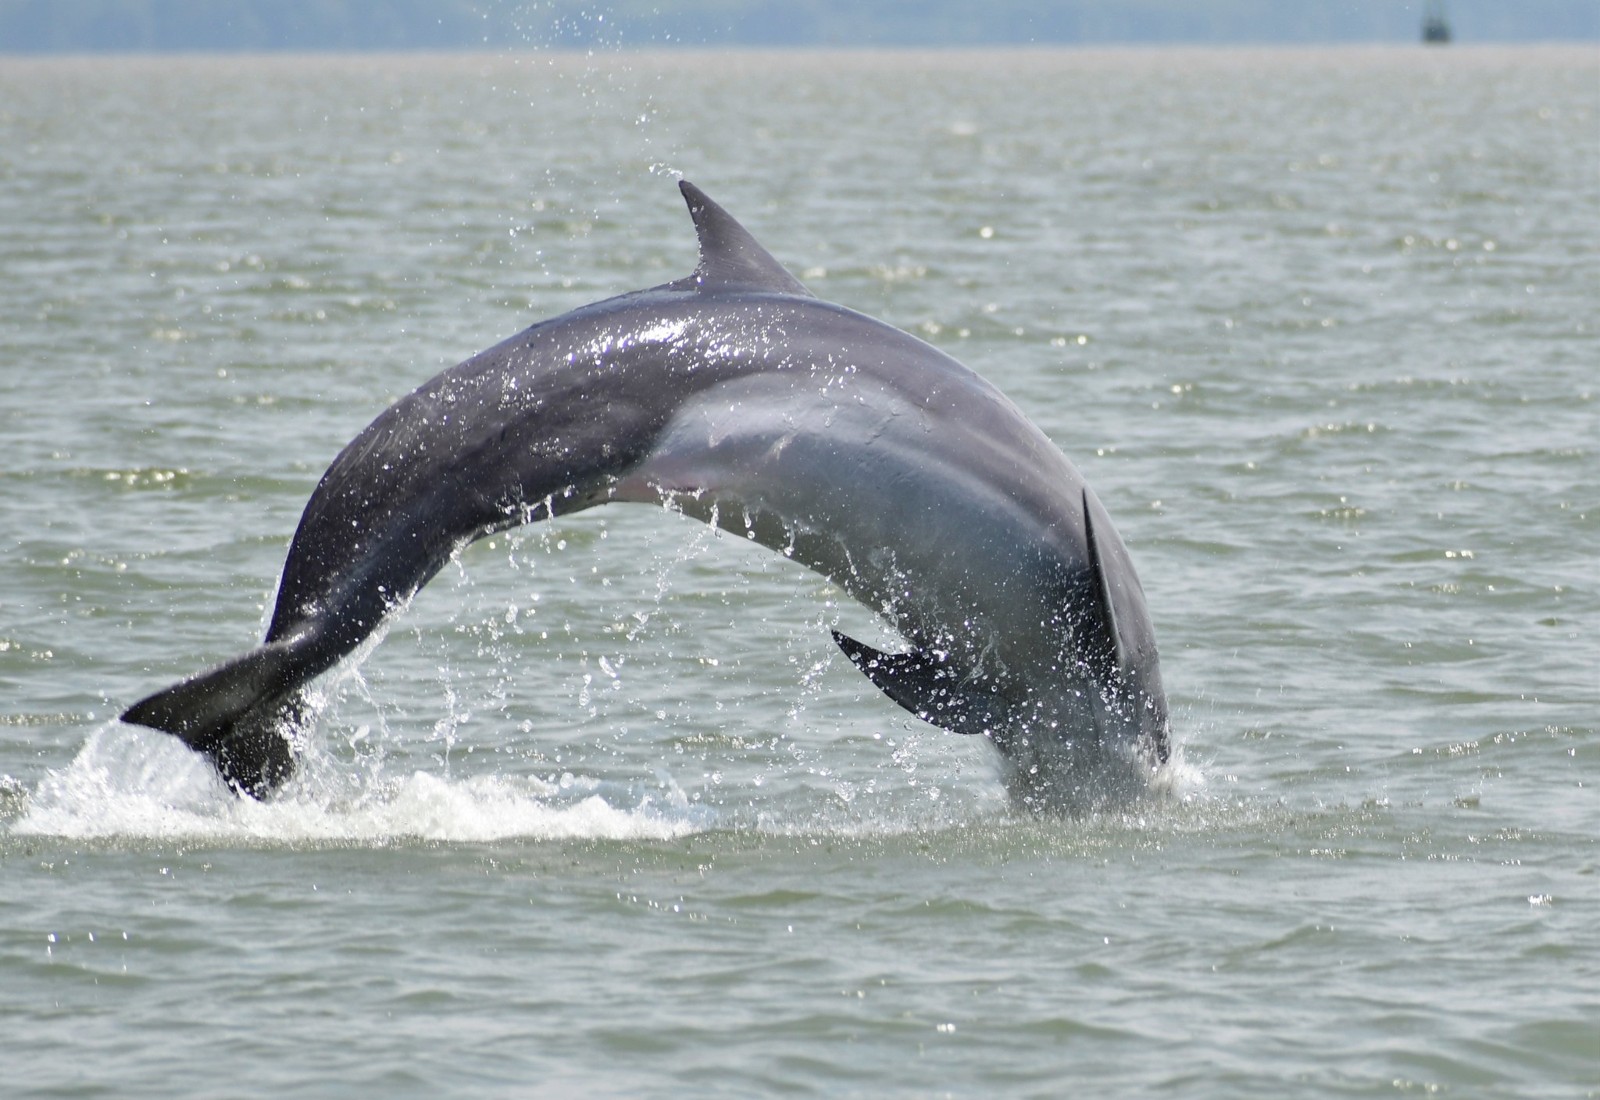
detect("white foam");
top-left (1150, 740), bottom-right (1209, 804)
top-left (10, 724), bottom-right (715, 844)
top-left (9, 715), bottom-right (1213, 844)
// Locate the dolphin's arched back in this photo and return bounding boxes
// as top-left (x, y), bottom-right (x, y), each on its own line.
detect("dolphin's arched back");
top-left (123, 182), bottom-right (1168, 807)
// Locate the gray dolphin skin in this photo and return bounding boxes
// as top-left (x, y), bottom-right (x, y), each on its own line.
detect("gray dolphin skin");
top-left (122, 181), bottom-right (1169, 810)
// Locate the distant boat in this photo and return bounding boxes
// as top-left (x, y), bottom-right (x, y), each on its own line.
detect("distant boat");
top-left (1423, 0), bottom-right (1452, 44)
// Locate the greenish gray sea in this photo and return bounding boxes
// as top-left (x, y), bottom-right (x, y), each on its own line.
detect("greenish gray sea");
top-left (2, 47), bottom-right (1596, 1097)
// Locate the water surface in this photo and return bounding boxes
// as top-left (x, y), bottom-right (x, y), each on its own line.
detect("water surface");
top-left (2, 48), bottom-right (1596, 1097)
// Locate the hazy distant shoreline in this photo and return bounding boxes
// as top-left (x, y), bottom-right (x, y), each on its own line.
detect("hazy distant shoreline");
top-left (0, 0), bottom-right (1595, 56)
top-left (2, 42), bottom-right (1594, 65)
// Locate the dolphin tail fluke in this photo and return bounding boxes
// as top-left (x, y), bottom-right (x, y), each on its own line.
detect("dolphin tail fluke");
top-left (831, 629), bottom-right (1005, 738)
top-left (121, 642), bottom-right (307, 798)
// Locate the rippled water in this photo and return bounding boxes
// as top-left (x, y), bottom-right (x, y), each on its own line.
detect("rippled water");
top-left (2, 48), bottom-right (1596, 1096)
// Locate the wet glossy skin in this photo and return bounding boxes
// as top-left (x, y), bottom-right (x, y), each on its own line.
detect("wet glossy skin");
top-left (124, 182), bottom-right (1167, 808)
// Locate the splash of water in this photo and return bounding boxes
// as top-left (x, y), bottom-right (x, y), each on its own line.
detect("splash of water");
top-left (10, 722), bottom-right (714, 844)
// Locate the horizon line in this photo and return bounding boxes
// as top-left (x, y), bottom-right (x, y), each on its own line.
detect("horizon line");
top-left (3, 37), bottom-right (1596, 60)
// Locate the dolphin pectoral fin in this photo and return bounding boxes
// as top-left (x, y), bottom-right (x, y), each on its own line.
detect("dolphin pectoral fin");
top-left (830, 629), bottom-right (1003, 738)
top-left (1080, 486), bottom-right (1128, 687)
top-left (121, 640), bottom-right (307, 799)
top-left (675, 181), bottom-right (814, 298)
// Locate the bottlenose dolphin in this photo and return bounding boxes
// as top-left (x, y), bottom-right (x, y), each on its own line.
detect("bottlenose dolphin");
top-left (123, 181), bottom-right (1169, 810)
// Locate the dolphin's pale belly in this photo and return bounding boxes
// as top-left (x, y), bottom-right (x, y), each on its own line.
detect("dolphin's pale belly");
top-left (619, 370), bottom-right (1092, 686)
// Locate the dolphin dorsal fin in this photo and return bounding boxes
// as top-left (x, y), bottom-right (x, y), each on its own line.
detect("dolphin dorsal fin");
top-left (677, 180), bottom-right (813, 297)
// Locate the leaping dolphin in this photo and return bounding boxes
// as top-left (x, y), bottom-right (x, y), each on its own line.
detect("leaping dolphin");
top-left (122, 181), bottom-right (1169, 811)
